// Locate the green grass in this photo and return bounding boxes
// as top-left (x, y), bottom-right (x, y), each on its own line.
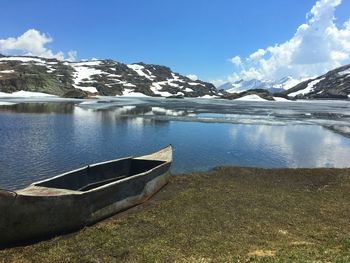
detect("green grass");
top-left (1, 167), bottom-right (350, 262)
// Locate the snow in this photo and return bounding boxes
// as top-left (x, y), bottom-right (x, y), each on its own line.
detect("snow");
top-left (171, 73), bottom-right (184, 83)
top-left (273, 97), bottom-right (291, 102)
top-left (235, 94), bottom-right (267, 101)
top-left (74, 61), bottom-right (102, 66)
top-left (0, 101), bottom-right (17, 105)
top-left (274, 77), bottom-right (311, 90)
top-left (75, 86), bottom-right (98, 93)
top-left (123, 83), bottom-right (136, 87)
top-left (79, 100), bottom-right (98, 105)
top-left (200, 94), bottom-right (217, 99)
top-left (188, 82), bottom-right (205, 87)
top-left (0, 70), bottom-right (15, 74)
top-left (289, 78), bottom-right (325, 97)
top-left (72, 63), bottom-right (103, 93)
top-left (223, 76), bottom-right (311, 93)
top-left (167, 82), bottom-right (179, 87)
top-left (184, 88), bottom-right (194, 92)
top-left (150, 82), bottom-right (173, 97)
top-left (127, 64), bottom-right (154, 80)
top-left (0, 90), bottom-right (56, 97)
top-left (120, 89), bottom-right (149, 97)
top-left (107, 74), bottom-right (122, 78)
top-left (73, 65), bottom-right (103, 84)
top-left (338, 69), bottom-right (350, 76)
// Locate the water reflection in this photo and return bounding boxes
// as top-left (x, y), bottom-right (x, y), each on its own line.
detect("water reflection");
top-left (0, 102), bottom-right (75, 114)
top-left (236, 125), bottom-right (350, 168)
top-left (1, 102), bottom-right (350, 190)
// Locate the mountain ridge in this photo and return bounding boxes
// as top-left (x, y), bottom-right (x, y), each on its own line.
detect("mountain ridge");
top-left (1, 54), bottom-right (349, 100)
top-left (0, 55), bottom-right (217, 98)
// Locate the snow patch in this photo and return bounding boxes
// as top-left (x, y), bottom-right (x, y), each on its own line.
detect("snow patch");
top-left (127, 64), bottom-right (154, 80)
top-left (72, 63), bottom-right (103, 93)
top-left (75, 86), bottom-right (98, 93)
top-left (235, 94), bottom-right (267, 101)
top-left (184, 88), bottom-right (194, 92)
top-left (150, 82), bottom-right (173, 97)
top-left (338, 69), bottom-right (350, 76)
top-left (273, 97), bottom-right (291, 102)
top-left (200, 94), bottom-right (217, 99)
top-left (167, 82), bottom-right (179, 87)
top-left (188, 82), bottom-right (205, 87)
top-left (107, 74), bottom-right (122, 78)
top-left (123, 83), bottom-right (136, 87)
top-left (289, 78), bottom-right (325, 97)
top-left (0, 101), bottom-right (17, 105)
top-left (0, 70), bottom-right (15, 74)
top-left (74, 61), bottom-right (102, 66)
top-left (0, 90), bottom-right (56, 97)
top-left (121, 89), bottom-right (149, 97)
top-left (72, 65), bottom-right (103, 84)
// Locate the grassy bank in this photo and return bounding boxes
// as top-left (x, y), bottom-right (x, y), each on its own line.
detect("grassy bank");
top-left (1, 167), bottom-right (350, 262)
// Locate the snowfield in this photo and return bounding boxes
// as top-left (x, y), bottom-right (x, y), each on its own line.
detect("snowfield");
top-left (0, 91), bottom-right (56, 98)
top-left (235, 94), bottom-right (267, 101)
top-left (289, 78), bottom-right (325, 97)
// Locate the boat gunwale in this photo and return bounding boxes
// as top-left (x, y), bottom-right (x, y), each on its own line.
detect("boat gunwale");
top-left (15, 145), bottom-right (172, 196)
top-left (30, 156), bottom-right (132, 187)
top-left (82, 160), bottom-right (171, 193)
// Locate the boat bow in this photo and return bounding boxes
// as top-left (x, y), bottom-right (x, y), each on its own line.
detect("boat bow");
top-left (135, 145), bottom-right (172, 163)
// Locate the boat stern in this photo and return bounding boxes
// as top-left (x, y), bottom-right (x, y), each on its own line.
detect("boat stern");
top-left (0, 190), bottom-right (16, 208)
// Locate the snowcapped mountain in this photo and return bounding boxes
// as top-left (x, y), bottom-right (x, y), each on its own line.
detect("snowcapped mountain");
top-left (0, 55), bottom-right (217, 98)
top-left (219, 76), bottom-right (308, 94)
top-left (284, 64), bottom-right (350, 99)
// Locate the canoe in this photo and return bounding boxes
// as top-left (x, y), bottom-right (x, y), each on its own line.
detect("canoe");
top-left (0, 145), bottom-right (172, 246)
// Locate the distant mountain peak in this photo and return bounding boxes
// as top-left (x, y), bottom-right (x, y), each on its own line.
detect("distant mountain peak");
top-left (218, 76), bottom-right (309, 94)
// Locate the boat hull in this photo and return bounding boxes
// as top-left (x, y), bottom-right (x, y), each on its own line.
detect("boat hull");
top-left (0, 146), bottom-right (172, 246)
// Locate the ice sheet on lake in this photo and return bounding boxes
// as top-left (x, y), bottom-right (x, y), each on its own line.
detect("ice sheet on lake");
top-left (0, 101), bottom-right (17, 105)
top-left (0, 91), bottom-right (56, 98)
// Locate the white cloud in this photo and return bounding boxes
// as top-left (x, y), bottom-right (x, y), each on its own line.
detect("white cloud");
top-left (186, 74), bottom-right (198, 81)
top-left (215, 0), bottom-right (350, 84)
top-left (230, 55), bottom-right (242, 66)
top-left (249, 49), bottom-right (266, 61)
top-left (67, 50), bottom-right (77, 62)
top-left (0, 29), bottom-right (77, 61)
top-left (211, 79), bottom-right (227, 87)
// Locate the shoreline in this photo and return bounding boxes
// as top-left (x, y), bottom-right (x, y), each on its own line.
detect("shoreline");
top-left (1, 166), bottom-right (350, 262)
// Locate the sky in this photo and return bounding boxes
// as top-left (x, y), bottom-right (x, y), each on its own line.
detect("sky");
top-left (0, 0), bottom-right (350, 85)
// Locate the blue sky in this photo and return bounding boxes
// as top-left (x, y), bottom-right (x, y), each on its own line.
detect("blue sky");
top-left (1, 0), bottom-right (350, 84)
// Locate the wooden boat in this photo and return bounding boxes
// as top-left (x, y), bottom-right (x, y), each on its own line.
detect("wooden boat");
top-left (0, 145), bottom-right (172, 246)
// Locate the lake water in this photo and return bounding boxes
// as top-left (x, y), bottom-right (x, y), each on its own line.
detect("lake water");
top-left (1, 97), bottom-right (350, 190)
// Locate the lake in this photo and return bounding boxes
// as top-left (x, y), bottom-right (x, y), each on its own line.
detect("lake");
top-left (1, 97), bottom-right (350, 190)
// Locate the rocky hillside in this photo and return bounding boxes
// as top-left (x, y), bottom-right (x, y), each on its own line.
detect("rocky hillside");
top-left (283, 64), bottom-right (350, 99)
top-left (0, 55), bottom-right (217, 98)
